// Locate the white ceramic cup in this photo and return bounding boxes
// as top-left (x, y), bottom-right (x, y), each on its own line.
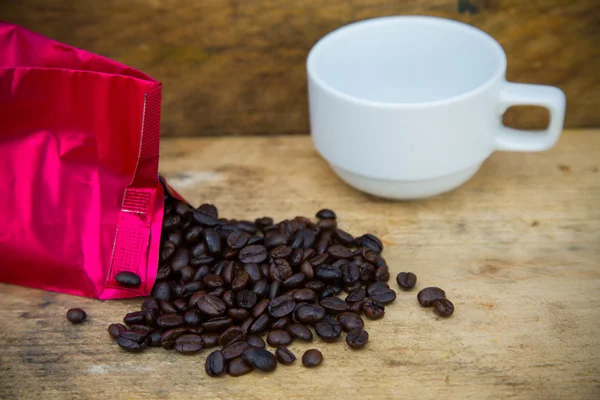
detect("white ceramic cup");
top-left (307, 16), bottom-right (566, 199)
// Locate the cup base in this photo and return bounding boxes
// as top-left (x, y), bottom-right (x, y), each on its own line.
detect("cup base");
top-left (330, 163), bottom-right (482, 200)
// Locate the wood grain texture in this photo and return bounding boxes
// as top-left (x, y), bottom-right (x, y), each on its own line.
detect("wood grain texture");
top-left (0, 0), bottom-right (598, 136)
top-left (1, 130), bottom-right (599, 399)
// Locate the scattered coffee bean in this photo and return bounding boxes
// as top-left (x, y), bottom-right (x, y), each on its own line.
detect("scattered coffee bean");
top-left (242, 347), bottom-right (277, 372)
top-left (337, 312), bottom-right (364, 332)
top-left (417, 287), bottom-right (446, 307)
top-left (66, 308), bottom-right (86, 324)
top-left (346, 329), bottom-right (369, 349)
top-left (174, 334), bottom-right (203, 354)
top-left (315, 317), bottom-right (342, 342)
top-left (201, 333), bottom-right (220, 348)
top-left (108, 323), bottom-right (125, 339)
top-left (433, 298), bottom-right (455, 317)
top-left (316, 209), bottom-right (336, 220)
top-left (362, 299), bottom-right (385, 320)
top-left (396, 272), bottom-right (417, 290)
top-left (228, 357), bottom-right (253, 377)
top-left (288, 323), bottom-right (313, 342)
top-left (267, 329), bottom-right (292, 347)
top-left (302, 349), bottom-right (323, 367)
top-left (222, 341), bottom-right (250, 361)
top-left (115, 271), bottom-right (142, 288)
top-left (117, 335), bottom-right (145, 353)
top-left (275, 346), bottom-right (296, 365)
top-left (320, 297), bottom-right (348, 313)
top-left (247, 335), bottom-right (266, 348)
top-left (295, 304), bottom-right (326, 324)
top-left (205, 350), bottom-right (226, 377)
top-left (370, 289), bottom-right (397, 305)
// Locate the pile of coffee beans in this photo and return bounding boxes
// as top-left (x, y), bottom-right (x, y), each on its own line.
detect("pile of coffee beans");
top-left (107, 192), bottom-right (397, 376)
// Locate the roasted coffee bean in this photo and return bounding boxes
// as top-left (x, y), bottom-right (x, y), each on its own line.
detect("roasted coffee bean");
top-left (184, 309), bottom-right (202, 327)
top-left (287, 323), bottom-right (313, 342)
top-left (172, 199), bottom-right (191, 216)
top-left (309, 253), bottom-right (328, 267)
top-left (188, 290), bottom-right (207, 308)
top-left (345, 288), bottom-right (366, 303)
top-left (346, 329), bottom-right (369, 349)
top-left (344, 282), bottom-right (362, 293)
top-left (222, 290), bottom-right (236, 308)
top-left (320, 285), bottom-right (342, 299)
top-left (417, 287), bottom-right (446, 307)
top-left (359, 262), bottom-right (375, 282)
top-left (268, 296), bottom-right (296, 318)
top-left (157, 314), bottom-right (185, 330)
top-left (295, 305), bottom-right (326, 325)
top-left (366, 282), bottom-right (390, 297)
top-left (375, 265), bottom-right (390, 282)
top-left (270, 245), bottom-right (293, 259)
top-left (267, 329), bottom-right (292, 347)
top-left (123, 311), bottom-right (145, 326)
top-left (128, 324), bottom-right (153, 334)
top-left (115, 271), bottom-right (141, 288)
top-left (302, 349), bottom-right (323, 367)
top-left (153, 281), bottom-right (172, 302)
top-left (172, 284), bottom-right (186, 299)
top-left (209, 287), bottom-right (225, 298)
top-left (290, 248), bottom-right (304, 267)
top-left (269, 259), bottom-right (293, 282)
top-left (156, 265), bottom-right (172, 281)
top-left (301, 229), bottom-right (317, 249)
top-left (255, 217), bottom-right (274, 230)
top-left (264, 234), bottom-right (287, 250)
top-left (239, 245), bottom-right (268, 263)
top-left (201, 333), bottom-right (220, 348)
top-left (282, 273), bottom-right (305, 289)
top-left (275, 346), bottom-right (296, 365)
top-left (304, 280), bottom-right (326, 293)
top-left (249, 314), bottom-right (271, 334)
top-left (174, 334), bottom-right (203, 354)
top-left (231, 271), bottom-right (250, 292)
top-left (227, 229), bottom-right (250, 249)
top-left (317, 219), bottom-right (337, 231)
top-left (315, 231), bottom-right (332, 254)
top-left (119, 329), bottom-right (149, 343)
top-left (161, 328), bottom-right (187, 349)
top-left (293, 288), bottom-right (316, 303)
top-left (315, 317), bottom-right (342, 342)
top-left (396, 272), bottom-right (417, 290)
top-left (197, 295), bottom-right (227, 317)
top-left (235, 220), bottom-right (257, 234)
top-left (333, 228), bottom-right (354, 246)
top-left (191, 255), bottom-right (215, 267)
top-left (247, 236), bottom-right (264, 246)
top-left (159, 300), bottom-right (178, 314)
top-left (349, 299), bottom-right (366, 314)
top-left (243, 347), bottom-right (277, 372)
top-left (370, 289), bottom-right (396, 305)
top-left (193, 204), bottom-right (219, 227)
top-left (315, 209), bottom-right (336, 219)
top-left (355, 234), bottom-right (383, 253)
top-left (362, 299), bottom-right (385, 320)
top-left (66, 308), bottom-right (87, 324)
top-left (244, 263), bottom-right (263, 282)
top-left (228, 308), bottom-right (250, 321)
top-left (220, 261), bottom-right (235, 285)
top-left (320, 297), bottom-right (348, 313)
top-left (315, 265), bottom-right (342, 283)
top-left (247, 335), bottom-right (266, 348)
top-left (203, 273), bottom-right (224, 290)
top-left (268, 280), bottom-right (281, 299)
top-left (147, 330), bottom-right (162, 347)
top-left (252, 298), bottom-right (270, 318)
top-left (117, 335), bottom-right (145, 353)
top-left (222, 341), bottom-right (250, 361)
top-left (337, 312), bottom-right (364, 332)
top-left (236, 290), bottom-right (258, 309)
top-left (219, 326), bottom-right (246, 347)
top-left (228, 357), bottom-right (253, 377)
top-left (108, 323), bottom-right (126, 339)
top-left (328, 244), bottom-right (354, 259)
top-left (193, 265), bottom-right (211, 282)
top-left (205, 350), bottom-right (226, 377)
top-left (360, 248), bottom-right (379, 264)
top-left (201, 317), bottom-right (232, 333)
top-left (341, 262), bottom-right (360, 284)
top-left (203, 228), bottom-right (222, 254)
top-left (433, 298), bottom-right (455, 317)
top-left (160, 241), bottom-right (176, 262)
top-left (241, 317), bottom-right (254, 333)
top-left (173, 299), bottom-right (188, 312)
top-left (270, 317), bottom-right (291, 330)
top-left (170, 248), bottom-right (190, 271)
top-left (190, 241), bottom-right (208, 257)
top-left (179, 266), bottom-right (195, 283)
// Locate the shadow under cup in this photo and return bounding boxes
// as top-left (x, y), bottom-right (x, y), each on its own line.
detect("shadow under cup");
top-left (307, 16), bottom-right (508, 200)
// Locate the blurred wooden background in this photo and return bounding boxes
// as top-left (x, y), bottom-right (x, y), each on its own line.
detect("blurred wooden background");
top-left (1, 0), bottom-right (598, 136)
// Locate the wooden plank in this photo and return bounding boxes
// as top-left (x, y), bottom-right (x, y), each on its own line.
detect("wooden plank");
top-left (0, 130), bottom-right (599, 399)
top-left (0, 0), bottom-right (598, 136)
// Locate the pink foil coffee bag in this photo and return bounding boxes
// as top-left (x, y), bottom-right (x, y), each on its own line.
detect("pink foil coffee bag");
top-left (0, 22), bottom-right (166, 299)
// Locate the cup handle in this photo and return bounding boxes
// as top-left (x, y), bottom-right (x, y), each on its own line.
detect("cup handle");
top-left (494, 82), bottom-right (566, 151)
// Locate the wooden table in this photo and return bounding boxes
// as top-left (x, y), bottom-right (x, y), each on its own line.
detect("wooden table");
top-left (1, 130), bottom-right (598, 399)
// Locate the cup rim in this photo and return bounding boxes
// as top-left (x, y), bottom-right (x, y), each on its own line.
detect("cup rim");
top-left (306, 16), bottom-right (507, 108)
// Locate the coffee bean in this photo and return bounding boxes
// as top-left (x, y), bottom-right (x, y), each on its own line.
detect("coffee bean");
top-left (119, 329), bottom-right (149, 343)
top-left (193, 204), bottom-right (219, 227)
top-left (333, 228), bottom-right (354, 246)
top-left (290, 248), bottom-right (304, 267)
top-left (275, 346), bottom-right (296, 365)
top-left (155, 264), bottom-right (171, 281)
top-left (115, 271), bottom-right (141, 288)
top-left (328, 244), bottom-right (354, 259)
top-left (167, 230), bottom-right (184, 247)
top-left (219, 326), bottom-right (246, 347)
top-left (248, 314), bottom-right (271, 335)
top-left (315, 317), bottom-right (342, 342)
top-left (317, 219), bottom-right (337, 231)
top-left (201, 333), bottom-right (220, 348)
top-left (141, 298), bottom-right (159, 312)
top-left (228, 308), bottom-right (250, 321)
top-left (320, 297), bottom-right (348, 313)
top-left (255, 217), bottom-right (274, 230)
top-left (309, 253), bottom-right (329, 267)
top-left (205, 350), bottom-right (226, 377)
top-left (295, 304), bottom-right (326, 325)
top-left (269, 259), bottom-right (293, 282)
top-left (270, 245), bottom-right (293, 259)
top-left (241, 317), bottom-right (254, 333)
top-left (247, 236), bottom-right (264, 246)
top-left (268, 280), bottom-right (281, 299)
top-left (179, 266), bottom-right (195, 283)
top-left (375, 265), bottom-right (390, 282)
top-left (188, 291), bottom-right (207, 308)
top-left (345, 288), bottom-right (366, 303)
top-left (320, 285), bottom-right (342, 299)
top-left (283, 273), bottom-right (306, 289)
top-left (242, 347), bottom-right (277, 372)
top-left (417, 287), bottom-right (446, 307)
top-left (302, 349), bottom-right (323, 367)
top-left (228, 357), bottom-right (253, 377)
top-left (147, 330), bottom-right (162, 347)
top-left (236, 220), bottom-right (257, 234)
top-left (239, 245), bottom-right (268, 263)
top-left (316, 209), bottom-right (336, 219)
top-left (264, 234), bottom-right (287, 250)
top-left (271, 317), bottom-right (291, 330)
top-left (174, 334), bottom-right (203, 354)
top-left (359, 262), bottom-right (375, 282)
top-left (203, 228), bottom-right (222, 254)
top-left (337, 311), bottom-right (364, 331)
top-left (191, 255), bottom-right (214, 267)
top-left (355, 234), bottom-right (383, 253)
top-left (123, 311), bottom-right (145, 326)
top-left (117, 336), bottom-right (145, 353)
top-left (227, 229), bottom-right (250, 249)
top-left (396, 272), bottom-right (417, 290)
top-left (370, 289), bottom-right (397, 305)
top-left (108, 323), bottom-right (126, 339)
top-left (244, 263), bottom-right (263, 282)
top-left (157, 314), bottom-right (185, 330)
top-left (346, 329), bottom-right (369, 349)
top-left (236, 290), bottom-right (258, 309)
top-left (362, 299), bottom-right (385, 320)
top-left (161, 328), bottom-right (187, 349)
top-left (251, 298), bottom-right (269, 318)
top-left (268, 296), bottom-right (296, 318)
top-left (304, 280), bottom-right (326, 293)
top-left (129, 324), bottom-right (153, 333)
top-left (222, 341), bottom-right (250, 361)
top-left (344, 282), bottom-right (362, 293)
top-left (232, 271), bottom-right (250, 292)
top-left (222, 290), bottom-right (235, 308)
top-left (287, 323), bottom-right (313, 342)
top-left (170, 247), bottom-right (190, 271)
top-left (247, 335), bottom-right (266, 348)
top-left (253, 280), bottom-right (269, 298)
top-left (203, 273), bottom-right (224, 290)
top-left (201, 317), bottom-right (232, 333)
top-left (153, 281), bottom-right (172, 302)
top-left (366, 282), bottom-right (389, 296)
top-left (160, 240), bottom-right (176, 262)
top-left (293, 288), bottom-right (316, 303)
top-left (315, 264), bottom-right (342, 283)
top-left (267, 330), bottom-right (292, 347)
top-left (66, 308), bottom-right (86, 324)
top-left (433, 298), bottom-right (455, 317)
top-left (208, 287), bottom-right (225, 298)
top-left (197, 295), bottom-right (227, 317)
